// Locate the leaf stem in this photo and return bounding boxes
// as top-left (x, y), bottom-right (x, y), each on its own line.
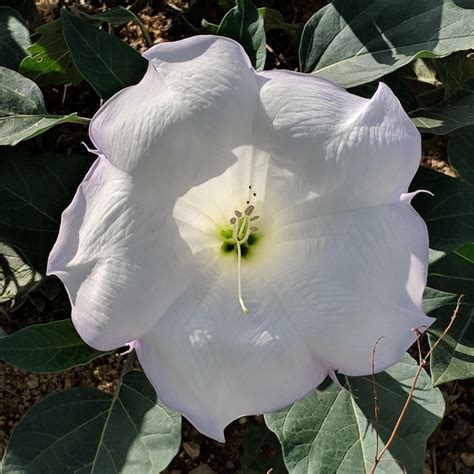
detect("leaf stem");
top-left (72, 116), bottom-right (91, 125)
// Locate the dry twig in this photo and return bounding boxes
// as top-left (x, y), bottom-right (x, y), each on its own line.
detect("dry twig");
top-left (370, 294), bottom-right (464, 473)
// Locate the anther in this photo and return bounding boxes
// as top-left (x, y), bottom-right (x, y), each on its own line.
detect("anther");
top-left (250, 226), bottom-right (258, 232)
top-left (229, 217), bottom-right (237, 224)
top-left (245, 205), bottom-right (255, 216)
top-left (250, 215), bottom-right (259, 221)
top-left (234, 210), bottom-right (242, 217)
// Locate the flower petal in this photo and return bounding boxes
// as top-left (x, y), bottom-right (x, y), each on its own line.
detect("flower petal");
top-left (268, 198), bottom-right (433, 376)
top-left (135, 258), bottom-right (329, 441)
top-left (135, 146), bottom-right (431, 440)
top-left (47, 157), bottom-right (202, 351)
top-left (257, 71), bottom-right (421, 210)
top-left (89, 36), bottom-right (259, 203)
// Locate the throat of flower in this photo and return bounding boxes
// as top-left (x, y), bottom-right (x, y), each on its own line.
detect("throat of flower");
top-left (229, 205), bottom-right (259, 315)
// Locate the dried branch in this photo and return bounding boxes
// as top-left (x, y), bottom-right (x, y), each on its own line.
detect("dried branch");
top-left (370, 294), bottom-right (464, 473)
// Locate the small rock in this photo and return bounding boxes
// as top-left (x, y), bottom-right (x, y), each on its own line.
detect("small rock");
top-left (466, 433), bottom-right (474, 451)
top-left (183, 441), bottom-right (200, 460)
top-left (189, 463), bottom-right (216, 474)
top-left (461, 453), bottom-right (474, 468)
top-left (27, 375), bottom-right (39, 389)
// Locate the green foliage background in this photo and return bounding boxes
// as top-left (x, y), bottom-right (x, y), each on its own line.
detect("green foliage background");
top-left (0, 1), bottom-right (473, 473)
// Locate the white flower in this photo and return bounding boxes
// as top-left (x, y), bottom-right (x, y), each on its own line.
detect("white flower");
top-left (47, 36), bottom-right (433, 441)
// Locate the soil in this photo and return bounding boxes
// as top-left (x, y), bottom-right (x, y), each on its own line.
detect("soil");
top-left (0, 1), bottom-right (472, 473)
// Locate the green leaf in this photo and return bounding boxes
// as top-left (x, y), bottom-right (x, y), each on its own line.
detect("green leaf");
top-left (20, 19), bottom-right (83, 86)
top-left (242, 423), bottom-right (287, 474)
top-left (428, 245), bottom-right (474, 294)
top-left (423, 288), bottom-right (474, 386)
top-left (448, 125), bottom-right (474, 184)
top-left (0, 152), bottom-right (93, 272)
top-left (0, 241), bottom-right (42, 308)
top-left (299, 0), bottom-right (474, 88)
top-left (79, 6), bottom-right (152, 46)
top-left (0, 6), bottom-right (31, 70)
top-left (61, 9), bottom-right (148, 100)
top-left (258, 7), bottom-right (299, 36)
top-left (265, 355), bottom-right (444, 474)
top-left (217, 0), bottom-right (266, 71)
top-left (0, 67), bottom-right (89, 145)
top-left (411, 81), bottom-right (474, 134)
top-left (410, 167), bottom-right (474, 251)
top-left (2, 370), bottom-right (181, 473)
top-left (0, 319), bottom-right (106, 373)
top-left (411, 58), bottom-right (442, 87)
top-left (436, 52), bottom-right (464, 97)
top-left (422, 286), bottom-right (459, 314)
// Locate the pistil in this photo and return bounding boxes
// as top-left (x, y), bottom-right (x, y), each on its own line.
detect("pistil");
top-left (229, 204), bottom-right (259, 315)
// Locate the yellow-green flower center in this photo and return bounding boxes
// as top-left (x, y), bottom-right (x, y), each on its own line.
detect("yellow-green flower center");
top-left (220, 203), bottom-right (260, 315)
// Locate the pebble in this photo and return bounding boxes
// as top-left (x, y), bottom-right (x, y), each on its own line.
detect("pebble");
top-left (466, 433), bottom-right (474, 451)
top-left (461, 453), bottom-right (474, 468)
top-left (189, 463), bottom-right (216, 474)
top-left (183, 441), bottom-right (200, 460)
top-left (27, 375), bottom-right (39, 389)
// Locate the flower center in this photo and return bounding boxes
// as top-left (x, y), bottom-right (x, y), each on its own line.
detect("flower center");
top-left (219, 187), bottom-right (260, 315)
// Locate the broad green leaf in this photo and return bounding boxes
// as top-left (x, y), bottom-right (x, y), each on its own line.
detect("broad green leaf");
top-left (2, 371), bottom-right (181, 473)
top-left (61, 9), bottom-right (147, 100)
top-left (78, 6), bottom-right (152, 46)
top-left (0, 67), bottom-right (88, 145)
top-left (242, 423), bottom-right (287, 474)
top-left (436, 52), bottom-right (464, 97)
top-left (265, 355), bottom-right (444, 474)
top-left (411, 58), bottom-right (442, 87)
top-left (299, 0), bottom-right (474, 88)
top-left (0, 152), bottom-right (93, 272)
top-left (448, 125), bottom-right (474, 184)
top-left (217, 0), bottom-right (266, 71)
top-left (20, 19), bottom-right (83, 86)
top-left (0, 6), bottom-right (31, 70)
top-left (423, 288), bottom-right (474, 386)
top-left (455, 242), bottom-right (474, 263)
top-left (428, 244), bottom-right (474, 294)
top-left (0, 241), bottom-right (42, 308)
top-left (410, 167), bottom-right (474, 251)
top-left (258, 7), bottom-right (299, 36)
top-left (422, 286), bottom-right (459, 314)
top-left (0, 319), bottom-right (105, 373)
top-left (411, 81), bottom-right (474, 134)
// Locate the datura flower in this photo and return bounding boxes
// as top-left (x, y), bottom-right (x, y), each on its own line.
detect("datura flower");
top-left (47, 36), bottom-right (433, 441)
